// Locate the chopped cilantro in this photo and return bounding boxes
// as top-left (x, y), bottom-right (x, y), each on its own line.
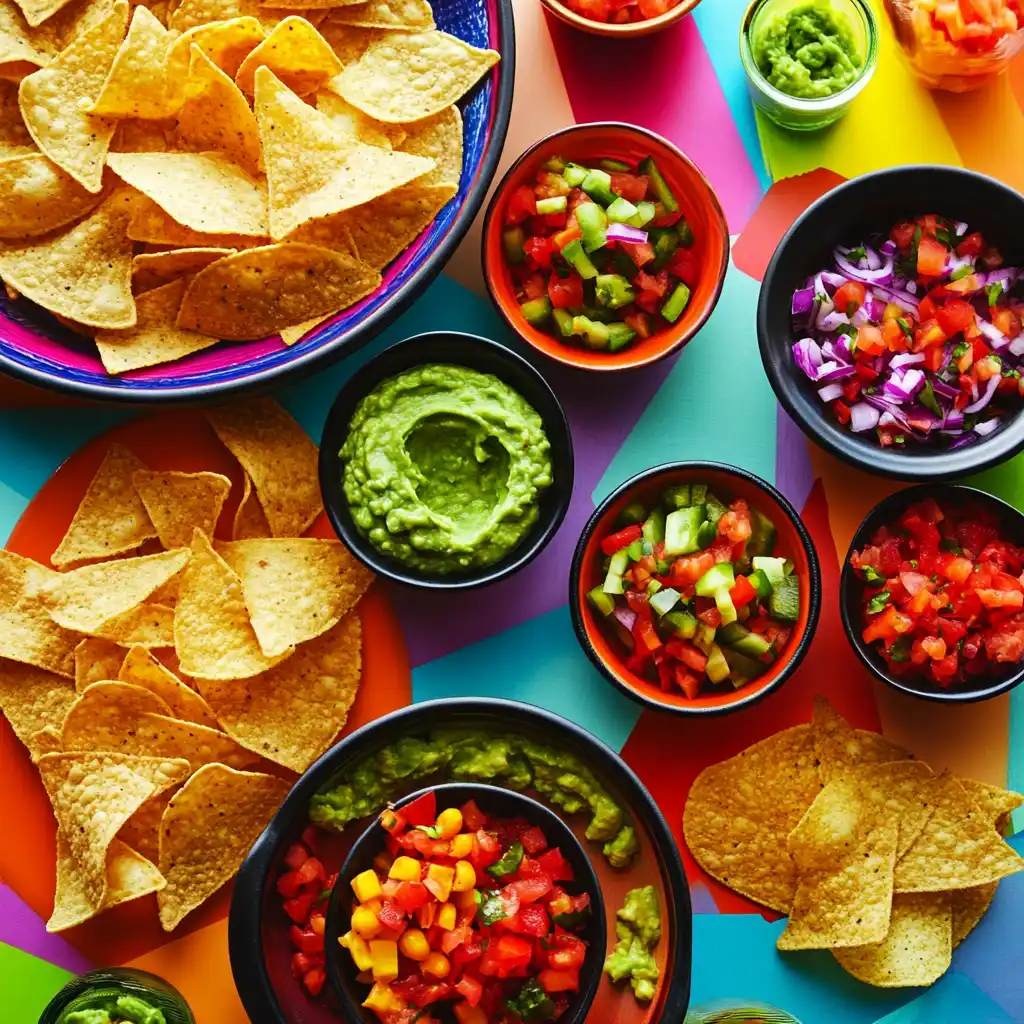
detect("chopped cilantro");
top-left (847, 246), bottom-right (867, 262)
top-left (919, 379), bottom-right (941, 416)
top-left (889, 636), bottom-right (913, 663)
top-left (859, 565), bottom-right (886, 585)
top-left (950, 265), bottom-right (973, 281)
top-left (934, 226), bottom-right (954, 249)
top-left (986, 281), bottom-right (1004, 307)
top-left (867, 590), bottom-right (891, 615)
top-left (896, 317), bottom-right (913, 340)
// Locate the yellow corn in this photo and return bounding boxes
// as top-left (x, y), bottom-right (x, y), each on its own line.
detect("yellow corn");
top-left (437, 901), bottom-right (457, 930)
top-left (350, 906), bottom-right (381, 940)
top-left (339, 931), bottom-right (374, 972)
top-left (449, 833), bottom-right (474, 858)
top-left (398, 927), bottom-right (431, 962)
top-left (435, 807), bottom-right (464, 839)
top-left (452, 860), bottom-right (476, 892)
top-left (883, 302), bottom-right (904, 321)
top-left (369, 939), bottom-right (399, 983)
top-left (422, 951), bottom-right (450, 979)
top-left (362, 983), bottom-right (404, 1013)
top-left (426, 863), bottom-right (455, 903)
top-left (351, 869), bottom-right (382, 903)
top-left (453, 887), bottom-right (478, 912)
top-left (388, 856), bottom-right (421, 882)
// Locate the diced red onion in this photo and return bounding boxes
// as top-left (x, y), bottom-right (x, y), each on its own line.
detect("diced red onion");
top-left (890, 352), bottom-right (924, 370)
top-left (863, 294), bottom-right (886, 321)
top-left (945, 253), bottom-right (974, 276)
top-left (965, 374), bottom-right (999, 413)
top-left (872, 283), bottom-right (920, 314)
top-left (793, 338), bottom-right (822, 378)
top-left (1009, 335), bottom-right (1024, 358)
top-left (864, 246), bottom-right (882, 271)
top-left (974, 417), bottom-right (1001, 437)
top-left (792, 287), bottom-right (815, 316)
top-left (613, 606), bottom-right (637, 632)
top-left (940, 428), bottom-right (965, 437)
top-left (879, 411), bottom-right (901, 428)
top-left (900, 368), bottom-right (925, 395)
top-left (932, 378), bottom-right (959, 400)
top-left (816, 362), bottom-right (857, 383)
top-left (819, 310), bottom-right (850, 332)
top-left (605, 223), bottom-right (648, 245)
top-left (978, 319), bottom-right (1010, 351)
top-left (849, 402), bottom-right (880, 432)
top-left (818, 383), bottom-right (845, 402)
top-left (834, 246), bottom-right (895, 284)
top-left (955, 220), bottom-right (968, 235)
top-left (949, 432), bottom-right (979, 449)
top-left (820, 271), bottom-right (847, 293)
top-left (943, 407), bottom-right (965, 429)
top-left (880, 239), bottom-right (897, 257)
top-left (905, 281), bottom-right (918, 295)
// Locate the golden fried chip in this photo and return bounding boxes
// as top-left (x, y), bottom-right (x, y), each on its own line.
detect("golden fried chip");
top-left (51, 444), bottom-right (156, 567)
top-left (91, 5), bottom-right (176, 117)
top-left (333, 29), bottom-right (497, 123)
top-left (0, 76), bottom-right (33, 156)
top-left (895, 773), bottom-right (1024, 892)
top-left (812, 696), bottom-right (913, 785)
top-left (176, 45), bottom-right (261, 172)
top-left (958, 778), bottom-right (1023, 831)
top-left (0, 0), bottom-right (52, 75)
top-left (842, 761), bottom-right (936, 860)
top-left (206, 398), bottom-right (322, 537)
top-left (833, 893), bottom-right (951, 987)
top-left (133, 469), bottom-right (231, 550)
top-left (127, 196), bottom-right (263, 248)
top-left (176, 241), bottom-right (380, 339)
top-left (92, 602), bottom-right (175, 646)
top-left (216, 538), bottom-right (371, 657)
top-left (48, 833), bottom-right (164, 932)
top-left (73, 636), bottom-right (124, 691)
top-left (0, 658), bottom-right (77, 758)
top-left (0, 190), bottom-right (136, 328)
top-left (11, 0), bottom-right (74, 29)
top-left (279, 313), bottom-right (329, 346)
top-left (318, 20), bottom-right (379, 63)
top-left (39, 548), bottom-right (189, 634)
top-left (17, 1), bottom-right (127, 188)
top-left (95, 277), bottom-right (219, 375)
top-left (119, 644), bottom-right (218, 727)
top-left (66, 679), bottom-right (174, 724)
top-left (174, 529), bottom-right (287, 680)
top-left (0, 154), bottom-right (105, 239)
top-left (167, 15), bottom-right (265, 78)
top-left (0, 553), bottom-right (78, 677)
top-left (31, 723), bottom-right (63, 754)
top-left (234, 15), bottom-right (340, 95)
top-left (110, 115), bottom-right (174, 153)
top-left (683, 725), bottom-right (822, 914)
top-left (44, 0), bottom-right (117, 48)
top-left (233, 470), bottom-right (272, 539)
top-left (132, 247), bottom-right (235, 293)
top-left (255, 67), bottom-right (432, 239)
top-left (38, 750), bottom-right (189, 909)
top-left (950, 882), bottom-right (996, 948)
top-left (315, 89), bottom-right (404, 149)
top-left (168, 0), bottom-right (261, 31)
top-left (327, 0), bottom-right (432, 30)
top-left (118, 785), bottom-right (176, 862)
top-left (399, 103), bottom-right (460, 186)
top-left (158, 763), bottom-right (291, 929)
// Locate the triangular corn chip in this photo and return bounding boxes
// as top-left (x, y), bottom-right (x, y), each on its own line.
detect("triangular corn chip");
top-left (0, 153), bottom-right (105, 239)
top-left (234, 15), bottom-right (340, 95)
top-left (119, 644), bottom-right (219, 727)
top-left (132, 469), bottom-right (231, 550)
top-left (233, 470), bottom-right (272, 539)
top-left (0, 658), bottom-right (77, 758)
top-left (132, 247), bottom-right (236, 293)
top-left (167, 15), bottom-right (265, 79)
top-left (327, 0), bottom-right (433, 31)
top-left (73, 637), bottom-right (125, 691)
top-left (398, 104), bottom-right (460, 187)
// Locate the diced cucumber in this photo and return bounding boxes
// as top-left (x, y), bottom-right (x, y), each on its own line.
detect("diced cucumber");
top-left (542, 155), bottom-right (567, 173)
top-left (617, 500), bottom-right (647, 527)
top-left (595, 273), bottom-right (635, 310)
top-left (646, 579), bottom-right (663, 596)
top-left (714, 587), bottom-right (737, 626)
top-left (661, 484), bottom-right (690, 510)
top-left (638, 156), bottom-right (679, 213)
top-left (722, 645), bottom-right (763, 687)
top-left (696, 520), bottom-right (717, 551)
top-left (625, 539), bottom-right (644, 561)
top-left (655, 558), bottom-right (671, 574)
top-left (705, 643), bottom-right (730, 684)
top-left (747, 508), bottom-right (777, 560)
top-left (520, 296), bottom-right (552, 325)
top-left (661, 282), bottom-right (691, 323)
top-left (663, 505), bottom-right (704, 557)
top-left (580, 168), bottom-right (616, 206)
top-left (748, 568), bottom-right (773, 600)
top-left (642, 508), bottom-right (666, 545)
top-left (701, 495), bottom-right (726, 528)
top-left (575, 202), bottom-right (608, 253)
top-left (607, 324), bottom-right (636, 352)
top-left (662, 610), bottom-right (697, 640)
top-left (572, 315), bottom-right (609, 350)
top-left (733, 631), bottom-right (774, 659)
top-left (606, 196), bottom-right (639, 224)
top-left (690, 483), bottom-right (708, 505)
top-left (560, 239), bottom-right (598, 280)
top-left (649, 587), bottom-right (680, 617)
top-left (752, 556), bottom-right (788, 589)
top-left (599, 157), bottom-right (632, 173)
top-left (587, 586), bottom-right (616, 616)
top-left (552, 307), bottom-right (574, 338)
top-left (650, 227), bottom-right (680, 271)
top-left (628, 201), bottom-right (656, 228)
top-left (641, 540), bottom-right (654, 556)
top-left (602, 573), bottom-right (624, 595)
top-left (716, 622), bottom-right (747, 645)
top-left (783, 559), bottom-right (795, 576)
top-left (695, 562), bottom-right (735, 597)
top-left (677, 218), bottom-right (695, 248)
top-left (536, 195), bottom-right (567, 215)
top-left (603, 551), bottom-right (627, 594)
top-left (502, 225), bottom-right (525, 264)
top-left (769, 575), bottom-right (800, 622)
top-left (694, 623), bottom-right (717, 655)
top-left (612, 249), bottom-right (639, 280)
top-left (563, 162), bottom-right (588, 187)
top-left (608, 549), bottom-right (630, 576)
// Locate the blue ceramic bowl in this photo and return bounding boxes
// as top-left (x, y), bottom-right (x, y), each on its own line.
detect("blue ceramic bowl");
top-left (0, 0), bottom-right (515, 403)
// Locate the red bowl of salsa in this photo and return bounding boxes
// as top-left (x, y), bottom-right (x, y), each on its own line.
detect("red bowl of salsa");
top-left (539, 0), bottom-right (702, 36)
top-left (840, 483), bottom-right (1024, 702)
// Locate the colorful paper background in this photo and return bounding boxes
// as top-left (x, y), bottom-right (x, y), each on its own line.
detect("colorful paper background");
top-left (3, 0), bottom-right (1024, 1020)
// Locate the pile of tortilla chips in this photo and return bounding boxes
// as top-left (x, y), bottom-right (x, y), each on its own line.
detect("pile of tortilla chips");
top-left (0, 0), bottom-right (497, 373)
top-left (683, 697), bottom-right (1024, 988)
top-left (0, 397), bottom-right (374, 932)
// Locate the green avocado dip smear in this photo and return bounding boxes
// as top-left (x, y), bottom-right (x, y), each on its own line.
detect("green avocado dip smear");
top-left (59, 994), bottom-right (167, 1024)
top-left (603, 885), bottom-right (661, 1002)
top-left (308, 730), bottom-right (639, 867)
top-left (751, 0), bottom-right (863, 100)
top-left (340, 364), bottom-right (554, 575)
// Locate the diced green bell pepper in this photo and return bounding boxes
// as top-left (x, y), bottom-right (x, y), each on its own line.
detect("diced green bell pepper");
top-left (769, 575), bottom-right (800, 622)
top-left (746, 508), bottom-right (777, 559)
top-left (661, 609), bottom-right (697, 640)
top-left (704, 492), bottom-right (727, 526)
top-left (536, 195), bottom-right (567, 215)
top-left (502, 225), bottom-right (525, 264)
top-left (581, 167), bottom-right (617, 206)
top-left (608, 324), bottom-right (637, 352)
top-left (714, 586), bottom-right (737, 625)
top-left (587, 586), bottom-right (616, 616)
top-left (595, 273), bottom-right (635, 310)
top-left (695, 520), bottom-right (717, 550)
top-left (606, 196), bottom-right (639, 224)
top-left (649, 587), bottom-right (680, 617)
top-left (520, 296), bottom-right (552, 326)
top-left (695, 562), bottom-right (735, 597)
top-left (694, 622), bottom-right (717, 655)
top-left (552, 307), bottom-right (574, 338)
top-left (563, 162), bottom-right (588, 187)
top-left (542, 155), bottom-right (567, 173)
top-left (638, 155), bottom-right (679, 213)
top-left (748, 568), bottom-right (773, 600)
top-left (572, 315), bottom-right (610, 350)
top-left (752, 556), bottom-right (788, 589)
top-left (575, 201), bottom-right (608, 253)
top-left (646, 579), bottom-right (662, 596)
top-left (677, 218), bottom-right (695, 248)
top-left (661, 282), bottom-right (691, 323)
top-left (560, 239), bottom-right (598, 280)
top-left (690, 483), bottom-right (708, 505)
top-left (625, 539), bottom-right (644, 561)
top-left (642, 508), bottom-right (665, 545)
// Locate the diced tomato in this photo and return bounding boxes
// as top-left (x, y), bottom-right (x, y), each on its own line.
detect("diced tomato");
top-left (881, 318), bottom-right (907, 352)
top-left (608, 172), bottom-right (648, 203)
top-left (855, 324), bottom-right (885, 355)
top-left (284, 843), bottom-right (310, 870)
top-left (625, 588), bottom-right (652, 621)
top-left (283, 892), bottom-right (315, 924)
top-left (508, 875), bottom-right (554, 905)
top-left (992, 306), bottom-right (1022, 339)
top-left (521, 273), bottom-right (547, 302)
top-left (956, 231), bottom-right (985, 257)
top-left (624, 311), bottom-right (655, 340)
top-left (697, 605), bottom-right (722, 628)
top-left (619, 240), bottom-right (655, 268)
top-left (538, 969), bottom-right (579, 993)
top-left (863, 605), bottom-right (914, 644)
top-left (393, 881), bottom-right (429, 913)
top-left (986, 617), bottom-right (1024, 662)
top-left (536, 847), bottom-right (573, 882)
top-left (302, 967), bottom-right (326, 997)
top-left (890, 221), bottom-right (917, 250)
top-left (295, 857), bottom-right (325, 886)
top-left (548, 271), bottom-right (583, 309)
top-left (651, 203), bottom-right (681, 227)
top-left (936, 298), bottom-right (976, 339)
top-left (728, 574), bottom-right (757, 608)
top-left (664, 637), bottom-right (708, 672)
top-left (917, 236), bottom-right (947, 276)
top-left (833, 281), bottom-right (867, 314)
top-left (505, 185), bottom-right (537, 226)
top-left (634, 268), bottom-right (669, 297)
top-left (548, 934), bottom-right (587, 971)
top-left (601, 524), bottom-right (643, 555)
top-left (290, 925), bottom-right (324, 954)
top-left (504, 903), bottom-right (550, 937)
top-left (277, 870), bottom-right (303, 899)
top-left (667, 246), bottom-right (700, 287)
top-left (479, 935), bottom-right (532, 977)
top-left (523, 236), bottom-right (553, 270)
top-left (455, 976), bottom-right (483, 1008)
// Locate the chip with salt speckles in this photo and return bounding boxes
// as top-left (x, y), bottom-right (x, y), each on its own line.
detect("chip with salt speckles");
top-left (0, 154), bottom-right (104, 239)
top-left (326, 0), bottom-right (434, 31)
top-left (0, 658), bottom-right (77, 758)
top-left (234, 15), bottom-right (341, 95)
top-left (132, 469), bottom-right (232, 550)
top-left (132, 247), bottom-right (236, 294)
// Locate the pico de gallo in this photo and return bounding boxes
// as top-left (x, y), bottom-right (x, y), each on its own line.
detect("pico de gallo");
top-left (850, 495), bottom-right (1024, 688)
top-left (338, 790), bottom-right (593, 1024)
top-left (587, 481), bottom-right (801, 697)
top-left (558, 0), bottom-right (682, 25)
top-left (501, 152), bottom-right (699, 354)
top-left (791, 214), bottom-right (1024, 449)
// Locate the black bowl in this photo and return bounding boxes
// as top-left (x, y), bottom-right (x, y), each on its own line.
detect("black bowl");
top-left (840, 483), bottom-right (1024, 703)
top-left (324, 782), bottom-right (606, 1024)
top-left (228, 697), bottom-right (692, 1024)
top-left (758, 165), bottom-right (1024, 480)
top-left (38, 968), bottom-right (195, 1024)
top-left (318, 331), bottom-right (574, 589)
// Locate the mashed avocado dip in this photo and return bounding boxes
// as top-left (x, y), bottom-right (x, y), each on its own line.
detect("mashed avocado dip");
top-left (59, 994), bottom-right (166, 1024)
top-left (751, 0), bottom-right (863, 99)
top-left (603, 885), bottom-right (661, 1002)
top-left (309, 730), bottom-right (639, 867)
top-left (340, 364), bottom-right (554, 575)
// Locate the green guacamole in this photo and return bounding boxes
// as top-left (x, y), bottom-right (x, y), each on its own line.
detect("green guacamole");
top-left (59, 994), bottom-right (166, 1024)
top-left (751, 1), bottom-right (863, 100)
top-left (308, 730), bottom-right (639, 867)
top-left (340, 364), bottom-right (554, 575)
top-left (603, 885), bottom-right (661, 1002)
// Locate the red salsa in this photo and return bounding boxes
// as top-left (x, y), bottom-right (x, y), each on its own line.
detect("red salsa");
top-left (560, 0), bottom-right (682, 25)
top-left (851, 496), bottom-right (1024, 687)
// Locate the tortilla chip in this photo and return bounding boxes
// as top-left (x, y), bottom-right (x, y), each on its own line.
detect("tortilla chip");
top-left (0, 553), bottom-right (78, 677)
top-left (132, 247), bottom-right (235, 293)
top-left (333, 29), bottom-right (498, 123)
top-left (133, 470), bottom-right (231, 551)
top-left (233, 470), bottom-right (272, 539)
top-left (174, 529), bottom-right (287, 680)
top-left (833, 893), bottom-right (952, 987)
top-left (73, 636), bottom-right (124, 691)
top-left (168, 0), bottom-right (262, 31)
top-left (398, 104), bottom-right (460, 187)
top-left (17, 1), bottom-right (127, 189)
top-left (0, 658), bottom-right (77, 758)
top-left (95, 276), bottom-right (219, 375)
top-left (176, 44), bottom-right (261, 172)
top-left (48, 833), bottom-right (165, 932)
top-left (206, 398), bottom-right (322, 537)
top-left (167, 15), bottom-right (265, 79)
top-left (32, 723), bottom-right (63, 754)
top-left (177, 240), bottom-right (380, 339)
top-left (841, 760), bottom-right (936, 860)
top-left (255, 67), bottom-right (432, 239)
top-left (318, 19), bottom-right (380, 64)
top-left (119, 644), bottom-right (218, 727)
top-left (0, 153), bottom-right (105, 239)
top-left (315, 90), bottom-right (404, 149)
top-left (110, 115), bottom-right (174, 152)
top-left (0, 0), bottom-right (53, 71)
top-left (158, 763), bottom-right (291, 929)
top-left (0, 190), bottom-right (136, 328)
top-left (66, 679), bottom-right (174, 724)
top-left (216, 538), bottom-right (371, 657)
top-left (958, 779), bottom-right (1023, 831)
top-left (127, 195), bottom-right (264, 248)
top-left (895, 773), bottom-right (1024, 892)
top-left (92, 602), bottom-right (175, 647)
top-left (39, 548), bottom-right (189, 634)
top-left (38, 750), bottom-right (189, 909)
top-left (951, 882), bottom-right (997, 948)
top-left (11, 0), bottom-right (75, 29)
top-left (118, 785), bottom-right (176, 862)
top-left (234, 15), bottom-right (340, 95)
top-left (0, 76), bottom-right (32, 155)
top-left (683, 725), bottom-right (822, 914)
top-left (279, 313), bottom-right (329, 346)
top-left (91, 5), bottom-right (176, 118)
top-left (327, 0), bottom-right (432, 30)
top-left (812, 696), bottom-right (913, 785)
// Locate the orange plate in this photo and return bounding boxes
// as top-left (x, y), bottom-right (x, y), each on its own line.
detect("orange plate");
top-left (572, 463), bottom-right (821, 713)
top-left (482, 122), bottom-right (729, 372)
top-left (0, 410), bottom-right (412, 966)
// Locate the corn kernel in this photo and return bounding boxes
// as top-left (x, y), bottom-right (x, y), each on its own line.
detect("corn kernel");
top-left (452, 860), bottom-right (476, 892)
top-left (398, 927), bottom-right (431, 962)
top-left (388, 856), bottom-right (421, 882)
top-left (425, 863), bottom-right (455, 902)
top-left (351, 906), bottom-right (380, 940)
top-left (449, 833), bottom-right (474, 858)
top-left (369, 939), bottom-right (399, 983)
top-left (435, 807), bottom-right (464, 839)
top-left (339, 931), bottom-right (374, 972)
top-left (437, 901), bottom-right (457, 930)
top-left (362, 983), bottom-right (403, 1013)
top-left (422, 951), bottom-right (450, 979)
top-left (351, 869), bottom-right (382, 903)
top-left (453, 887), bottom-right (478, 912)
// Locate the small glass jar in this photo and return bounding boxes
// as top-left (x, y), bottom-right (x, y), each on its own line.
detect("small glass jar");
top-left (685, 999), bottom-right (803, 1023)
top-left (37, 968), bottom-right (196, 1024)
top-left (739, 0), bottom-right (879, 131)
